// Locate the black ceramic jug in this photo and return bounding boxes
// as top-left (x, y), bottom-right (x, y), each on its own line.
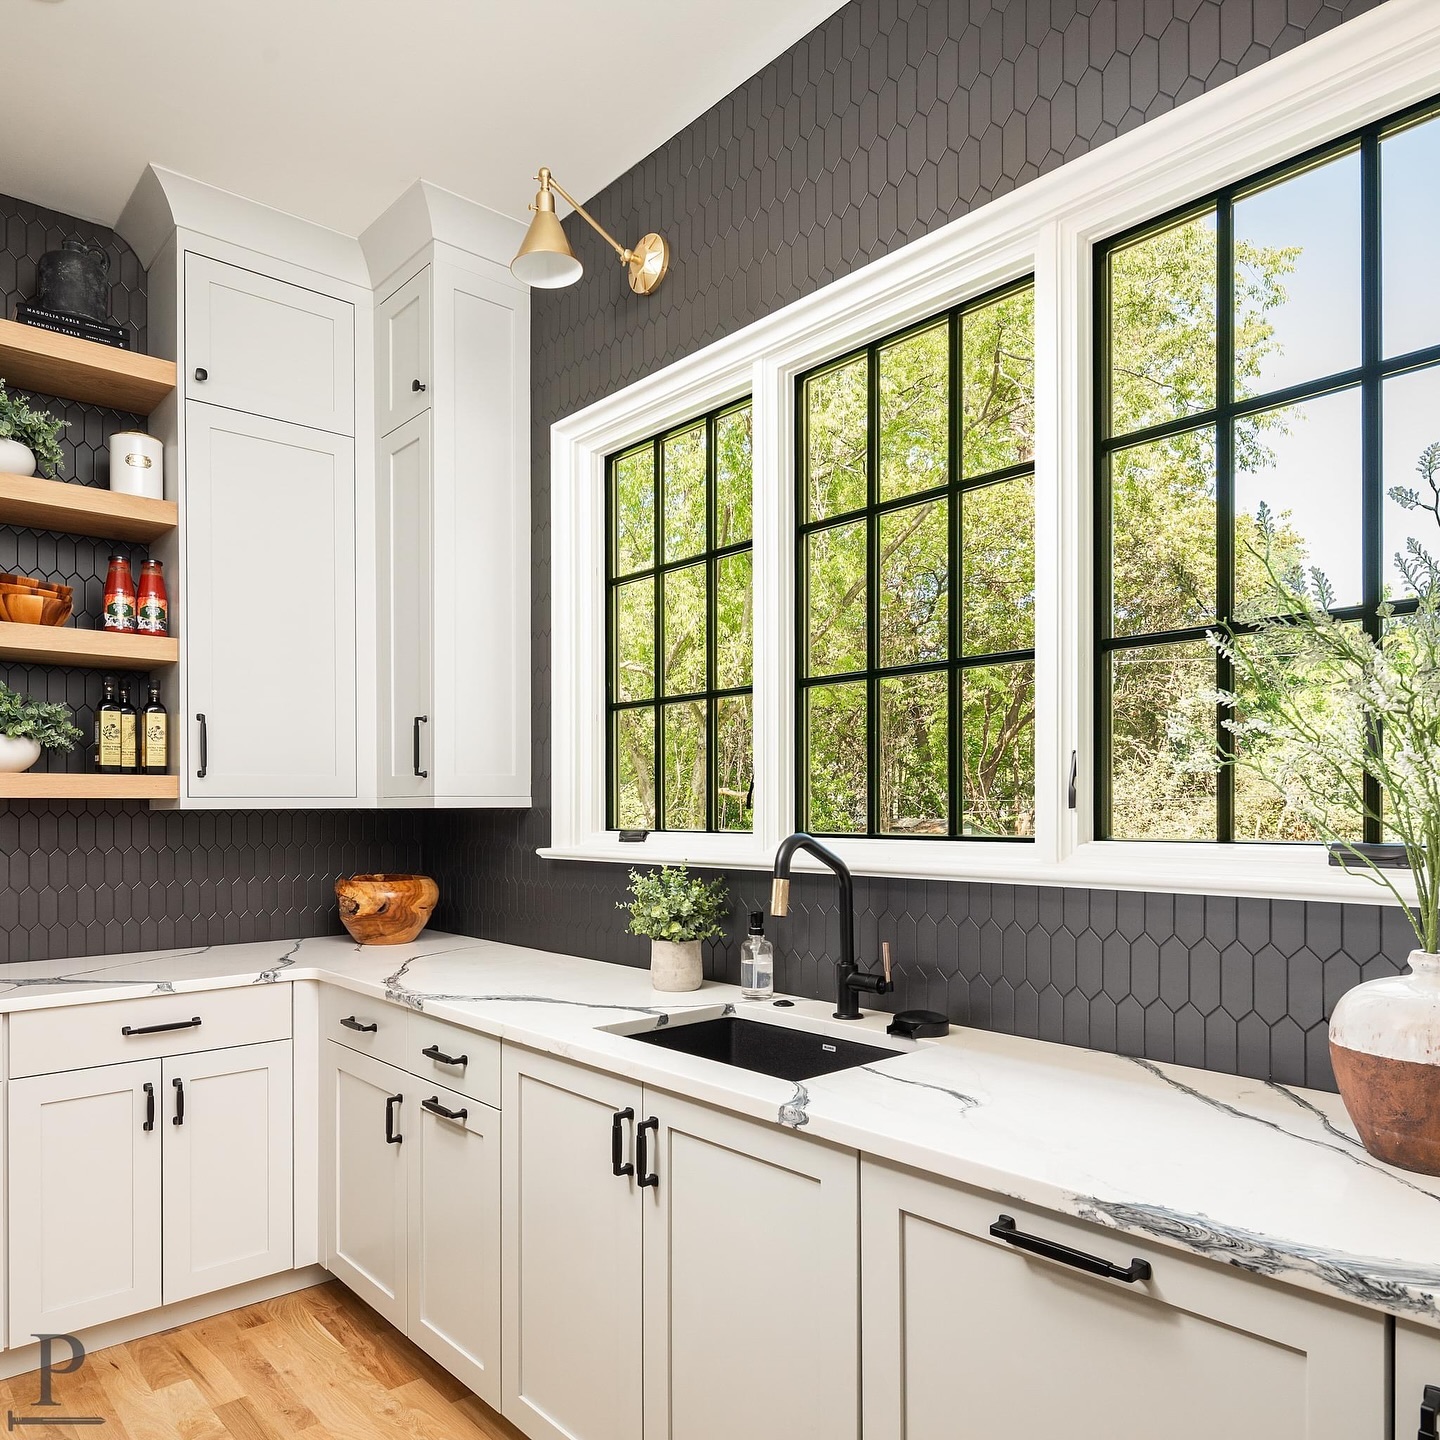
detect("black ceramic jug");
top-left (36, 239), bottom-right (111, 322)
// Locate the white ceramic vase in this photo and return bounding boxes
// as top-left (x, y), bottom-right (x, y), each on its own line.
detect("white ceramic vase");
top-left (1329, 950), bottom-right (1440, 1175)
top-left (0, 438), bottom-right (37, 478)
top-left (0, 736), bottom-right (42, 773)
top-left (650, 939), bottom-right (704, 993)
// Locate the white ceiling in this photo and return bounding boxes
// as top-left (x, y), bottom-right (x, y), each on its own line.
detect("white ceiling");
top-left (3, 0), bottom-right (847, 236)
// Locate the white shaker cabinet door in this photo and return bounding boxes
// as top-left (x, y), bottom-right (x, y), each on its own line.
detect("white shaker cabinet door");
top-left (407, 1084), bottom-right (501, 1409)
top-left (640, 1090), bottom-right (860, 1440)
top-left (377, 267), bottom-right (432, 437)
top-left (860, 1158), bottom-right (1387, 1440)
top-left (9, 1060), bottom-right (163, 1337)
top-left (185, 403), bottom-right (357, 800)
top-left (378, 413), bottom-right (433, 801)
top-left (501, 1049), bottom-right (644, 1440)
top-left (185, 254), bottom-right (355, 434)
top-left (1397, 1322), bottom-right (1440, 1440)
top-left (323, 1044), bottom-right (409, 1330)
top-left (162, 1040), bottom-right (294, 1303)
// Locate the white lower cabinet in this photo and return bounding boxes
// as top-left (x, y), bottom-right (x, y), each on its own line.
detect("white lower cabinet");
top-left (8, 1042), bottom-right (293, 1338)
top-left (860, 1158), bottom-right (1388, 1440)
top-left (162, 1041), bottom-right (294, 1303)
top-left (8, 1060), bottom-right (162, 1337)
top-left (1397, 1321), bottom-right (1440, 1440)
top-left (323, 1039), bottom-right (502, 1408)
top-left (501, 1050), bottom-right (644, 1440)
top-left (500, 1048), bottom-right (860, 1440)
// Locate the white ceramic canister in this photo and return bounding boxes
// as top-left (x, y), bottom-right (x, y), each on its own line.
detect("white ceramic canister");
top-left (108, 431), bottom-right (164, 499)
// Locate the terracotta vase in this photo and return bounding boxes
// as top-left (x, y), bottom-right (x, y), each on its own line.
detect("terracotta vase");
top-left (1329, 950), bottom-right (1440, 1176)
top-left (650, 939), bottom-right (703, 993)
top-left (335, 873), bottom-right (439, 946)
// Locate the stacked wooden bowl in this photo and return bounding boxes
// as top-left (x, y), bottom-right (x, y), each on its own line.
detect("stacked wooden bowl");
top-left (0, 574), bottom-right (73, 626)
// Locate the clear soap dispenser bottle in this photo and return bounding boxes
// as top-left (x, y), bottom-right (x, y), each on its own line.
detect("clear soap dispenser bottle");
top-left (740, 911), bottom-right (774, 1000)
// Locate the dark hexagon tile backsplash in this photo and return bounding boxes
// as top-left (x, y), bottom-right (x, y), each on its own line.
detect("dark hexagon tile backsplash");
top-left (0, 4), bottom-right (1414, 1094)
top-left (427, 0), bottom-right (1403, 1093)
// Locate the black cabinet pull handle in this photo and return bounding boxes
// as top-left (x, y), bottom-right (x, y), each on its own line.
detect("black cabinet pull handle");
top-left (413, 715), bottom-right (428, 778)
top-left (636, 1115), bottom-right (660, 1189)
top-left (1419, 1384), bottom-right (1440, 1440)
top-left (196, 713), bottom-right (208, 779)
top-left (385, 1092), bottom-right (403, 1144)
top-left (340, 1015), bottom-right (378, 1033)
top-left (989, 1215), bottom-right (1151, 1284)
top-left (122, 1016), bottom-right (201, 1036)
top-left (411, 379), bottom-right (427, 393)
top-left (421, 1042), bottom-right (466, 1068)
top-left (172, 1077), bottom-right (185, 1127)
top-left (194, 366), bottom-right (208, 382)
top-left (611, 1107), bottom-right (634, 1178)
top-left (142, 1081), bottom-right (155, 1132)
top-left (421, 1096), bottom-right (468, 1122)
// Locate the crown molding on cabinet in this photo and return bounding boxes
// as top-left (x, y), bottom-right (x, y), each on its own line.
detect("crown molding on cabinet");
top-left (117, 165), bottom-right (371, 288)
top-left (360, 180), bottom-right (528, 293)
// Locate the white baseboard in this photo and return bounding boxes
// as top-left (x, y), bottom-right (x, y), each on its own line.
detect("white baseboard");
top-left (0, 1264), bottom-right (331, 1384)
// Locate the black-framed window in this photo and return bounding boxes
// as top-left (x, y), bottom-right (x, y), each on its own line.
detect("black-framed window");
top-left (1096, 100), bottom-right (1440, 844)
top-left (607, 402), bottom-right (753, 833)
top-left (796, 281), bottom-right (1037, 839)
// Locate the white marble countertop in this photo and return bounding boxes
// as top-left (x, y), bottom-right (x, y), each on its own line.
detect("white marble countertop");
top-left (4, 930), bottom-right (1438, 1326)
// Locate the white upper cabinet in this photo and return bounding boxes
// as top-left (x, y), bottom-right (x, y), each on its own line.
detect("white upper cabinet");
top-left (378, 413), bottom-right (434, 801)
top-left (185, 254), bottom-right (356, 435)
top-left (185, 403), bottom-right (357, 800)
top-left (373, 252), bottom-right (530, 807)
top-left (378, 268), bottom-right (432, 436)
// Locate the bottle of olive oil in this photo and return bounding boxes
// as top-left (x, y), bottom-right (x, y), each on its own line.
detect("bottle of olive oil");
top-left (118, 681), bottom-right (138, 774)
top-left (141, 683), bottom-right (168, 775)
top-left (96, 676), bottom-right (124, 774)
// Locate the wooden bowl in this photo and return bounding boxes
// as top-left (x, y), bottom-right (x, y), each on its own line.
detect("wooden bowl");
top-left (0, 589), bottom-right (72, 626)
top-left (335, 874), bottom-right (440, 946)
top-left (0, 574), bottom-right (70, 597)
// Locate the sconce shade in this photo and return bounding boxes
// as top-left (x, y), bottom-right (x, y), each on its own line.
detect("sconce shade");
top-left (511, 205), bottom-right (583, 288)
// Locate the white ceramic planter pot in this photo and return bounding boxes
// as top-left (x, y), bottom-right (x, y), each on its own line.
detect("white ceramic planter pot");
top-left (0, 438), bottom-right (37, 478)
top-left (650, 939), bottom-right (704, 993)
top-left (0, 736), bottom-right (42, 773)
top-left (1329, 949), bottom-right (1440, 1175)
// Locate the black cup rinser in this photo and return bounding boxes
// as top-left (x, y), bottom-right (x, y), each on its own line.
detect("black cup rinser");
top-left (886, 1009), bottom-right (950, 1039)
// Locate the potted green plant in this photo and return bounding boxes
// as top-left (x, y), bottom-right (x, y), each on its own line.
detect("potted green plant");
top-left (0, 380), bottom-right (66, 480)
top-left (1183, 446), bottom-right (1440, 1174)
top-left (0, 682), bottom-right (83, 773)
top-left (618, 865), bottom-right (729, 992)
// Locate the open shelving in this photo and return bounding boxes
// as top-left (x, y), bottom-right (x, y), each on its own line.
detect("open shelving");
top-left (0, 473), bottom-right (177, 542)
top-left (0, 623), bottom-right (178, 671)
top-left (0, 772), bottom-right (179, 800)
top-left (0, 318), bottom-right (176, 415)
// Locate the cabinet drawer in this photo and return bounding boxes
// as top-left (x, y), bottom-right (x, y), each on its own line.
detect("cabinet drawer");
top-left (406, 1012), bottom-right (500, 1108)
top-left (10, 986), bottom-right (291, 1079)
top-left (321, 985), bottom-right (407, 1068)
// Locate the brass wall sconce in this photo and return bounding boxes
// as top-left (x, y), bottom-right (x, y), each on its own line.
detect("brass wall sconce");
top-left (510, 167), bottom-right (669, 295)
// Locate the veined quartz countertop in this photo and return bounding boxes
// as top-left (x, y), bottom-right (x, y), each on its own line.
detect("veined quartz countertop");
top-left (4, 930), bottom-right (1437, 1327)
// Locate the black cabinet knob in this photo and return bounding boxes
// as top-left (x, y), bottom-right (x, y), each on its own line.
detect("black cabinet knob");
top-left (412, 379), bottom-right (426, 393)
top-left (194, 367), bottom-right (208, 382)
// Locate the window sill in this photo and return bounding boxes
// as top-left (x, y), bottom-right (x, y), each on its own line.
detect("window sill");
top-left (537, 835), bottom-right (1417, 910)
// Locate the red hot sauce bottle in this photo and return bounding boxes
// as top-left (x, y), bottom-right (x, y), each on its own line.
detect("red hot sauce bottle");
top-left (103, 555), bottom-right (138, 633)
top-left (137, 559), bottom-right (168, 636)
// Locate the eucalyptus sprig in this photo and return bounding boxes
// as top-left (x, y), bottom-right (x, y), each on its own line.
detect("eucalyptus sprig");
top-left (1182, 448), bottom-right (1440, 953)
top-left (618, 865), bottom-right (729, 943)
top-left (0, 380), bottom-right (66, 479)
top-left (0, 683), bottom-right (82, 752)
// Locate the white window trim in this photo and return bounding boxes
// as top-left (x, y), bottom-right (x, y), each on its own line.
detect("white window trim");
top-left (546, 0), bottom-right (1439, 911)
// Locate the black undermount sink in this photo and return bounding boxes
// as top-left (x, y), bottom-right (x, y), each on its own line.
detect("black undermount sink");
top-left (627, 1015), bottom-right (901, 1082)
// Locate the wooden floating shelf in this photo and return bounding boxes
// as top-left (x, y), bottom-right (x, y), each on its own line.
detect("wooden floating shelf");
top-left (0, 772), bottom-right (178, 800)
top-left (0, 473), bottom-right (177, 542)
top-left (0, 318), bottom-right (176, 415)
top-left (0, 623), bottom-right (178, 670)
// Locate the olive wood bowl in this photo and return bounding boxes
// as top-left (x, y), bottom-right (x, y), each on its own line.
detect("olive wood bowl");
top-left (335, 873), bottom-right (440, 946)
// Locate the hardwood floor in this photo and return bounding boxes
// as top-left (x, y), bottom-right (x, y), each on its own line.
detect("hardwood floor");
top-left (0, 1281), bottom-right (525, 1440)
